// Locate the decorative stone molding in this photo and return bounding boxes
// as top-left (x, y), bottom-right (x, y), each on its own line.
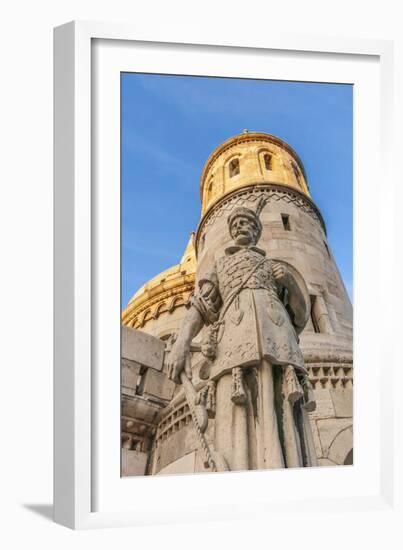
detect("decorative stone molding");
top-left (327, 425), bottom-right (353, 464)
top-left (306, 364), bottom-right (353, 390)
top-left (123, 281), bottom-right (195, 328)
top-left (200, 131), bottom-right (309, 200)
top-left (302, 350), bottom-right (353, 364)
top-left (154, 402), bottom-right (193, 447)
top-left (195, 183), bottom-right (326, 255)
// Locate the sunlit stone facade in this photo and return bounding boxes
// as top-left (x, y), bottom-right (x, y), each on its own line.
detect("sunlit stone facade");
top-left (121, 131), bottom-right (353, 475)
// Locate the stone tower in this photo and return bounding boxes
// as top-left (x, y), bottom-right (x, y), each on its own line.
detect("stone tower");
top-left (122, 131), bottom-right (353, 475)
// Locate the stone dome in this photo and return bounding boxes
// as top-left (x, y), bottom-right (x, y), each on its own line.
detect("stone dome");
top-left (122, 234), bottom-right (196, 333)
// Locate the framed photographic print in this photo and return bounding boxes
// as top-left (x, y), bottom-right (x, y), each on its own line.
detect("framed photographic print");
top-left (54, 21), bottom-right (395, 529)
top-left (119, 72), bottom-right (354, 479)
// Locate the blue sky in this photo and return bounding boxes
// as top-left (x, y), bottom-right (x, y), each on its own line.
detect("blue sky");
top-left (121, 73), bottom-right (353, 307)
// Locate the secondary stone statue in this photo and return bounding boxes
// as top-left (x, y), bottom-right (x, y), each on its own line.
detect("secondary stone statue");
top-left (167, 198), bottom-right (317, 471)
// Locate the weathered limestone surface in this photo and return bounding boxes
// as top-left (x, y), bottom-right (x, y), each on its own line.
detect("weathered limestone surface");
top-left (122, 325), bottom-right (164, 371)
top-left (122, 234), bottom-right (196, 332)
top-left (330, 389), bottom-right (353, 417)
top-left (141, 368), bottom-right (175, 402)
top-left (310, 419), bottom-right (323, 458)
top-left (121, 329), bottom-right (173, 476)
top-left (122, 394), bottom-right (160, 424)
top-left (157, 451), bottom-right (196, 475)
top-left (122, 358), bottom-right (141, 396)
top-left (122, 449), bottom-right (148, 476)
top-left (309, 389), bottom-right (336, 420)
top-left (316, 418), bottom-right (353, 461)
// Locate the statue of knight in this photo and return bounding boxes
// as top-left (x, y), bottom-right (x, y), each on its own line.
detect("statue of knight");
top-left (166, 198), bottom-right (317, 471)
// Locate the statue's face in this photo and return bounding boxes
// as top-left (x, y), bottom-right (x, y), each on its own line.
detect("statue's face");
top-left (230, 216), bottom-right (258, 246)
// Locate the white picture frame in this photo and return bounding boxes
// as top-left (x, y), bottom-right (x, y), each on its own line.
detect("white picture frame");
top-left (54, 20), bottom-right (396, 530)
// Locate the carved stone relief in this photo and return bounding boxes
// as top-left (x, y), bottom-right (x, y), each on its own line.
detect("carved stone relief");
top-left (196, 184), bottom-right (326, 254)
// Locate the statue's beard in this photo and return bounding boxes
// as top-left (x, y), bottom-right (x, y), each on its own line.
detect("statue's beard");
top-left (234, 232), bottom-right (255, 246)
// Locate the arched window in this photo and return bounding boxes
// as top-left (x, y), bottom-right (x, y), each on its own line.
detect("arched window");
top-left (263, 152), bottom-right (272, 170)
top-left (229, 158), bottom-right (240, 177)
top-left (207, 179), bottom-right (213, 200)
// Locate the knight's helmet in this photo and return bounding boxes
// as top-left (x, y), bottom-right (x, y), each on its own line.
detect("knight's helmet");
top-left (122, 131), bottom-right (353, 475)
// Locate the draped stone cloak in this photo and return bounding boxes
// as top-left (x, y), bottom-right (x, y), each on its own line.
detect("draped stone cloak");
top-left (192, 245), bottom-right (317, 471)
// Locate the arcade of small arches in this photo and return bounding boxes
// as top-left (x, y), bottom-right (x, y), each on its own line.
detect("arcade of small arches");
top-left (204, 146), bottom-right (305, 206)
top-left (124, 288), bottom-right (194, 329)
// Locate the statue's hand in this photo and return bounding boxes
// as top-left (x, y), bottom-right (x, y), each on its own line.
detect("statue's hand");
top-left (272, 262), bottom-right (287, 281)
top-left (167, 339), bottom-right (192, 385)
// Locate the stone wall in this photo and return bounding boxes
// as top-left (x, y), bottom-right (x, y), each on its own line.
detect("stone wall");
top-left (196, 185), bottom-right (352, 342)
top-left (121, 326), bottom-right (175, 476)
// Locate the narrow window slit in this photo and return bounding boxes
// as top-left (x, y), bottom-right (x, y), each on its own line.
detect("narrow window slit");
top-left (229, 158), bottom-right (240, 177)
top-left (310, 295), bottom-right (320, 333)
top-left (281, 213), bottom-right (291, 231)
top-left (264, 153), bottom-right (272, 170)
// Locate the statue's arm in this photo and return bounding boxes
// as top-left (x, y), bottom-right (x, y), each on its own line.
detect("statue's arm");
top-left (167, 275), bottom-right (222, 384)
top-left (166, 306), bottom-right (205, 384)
